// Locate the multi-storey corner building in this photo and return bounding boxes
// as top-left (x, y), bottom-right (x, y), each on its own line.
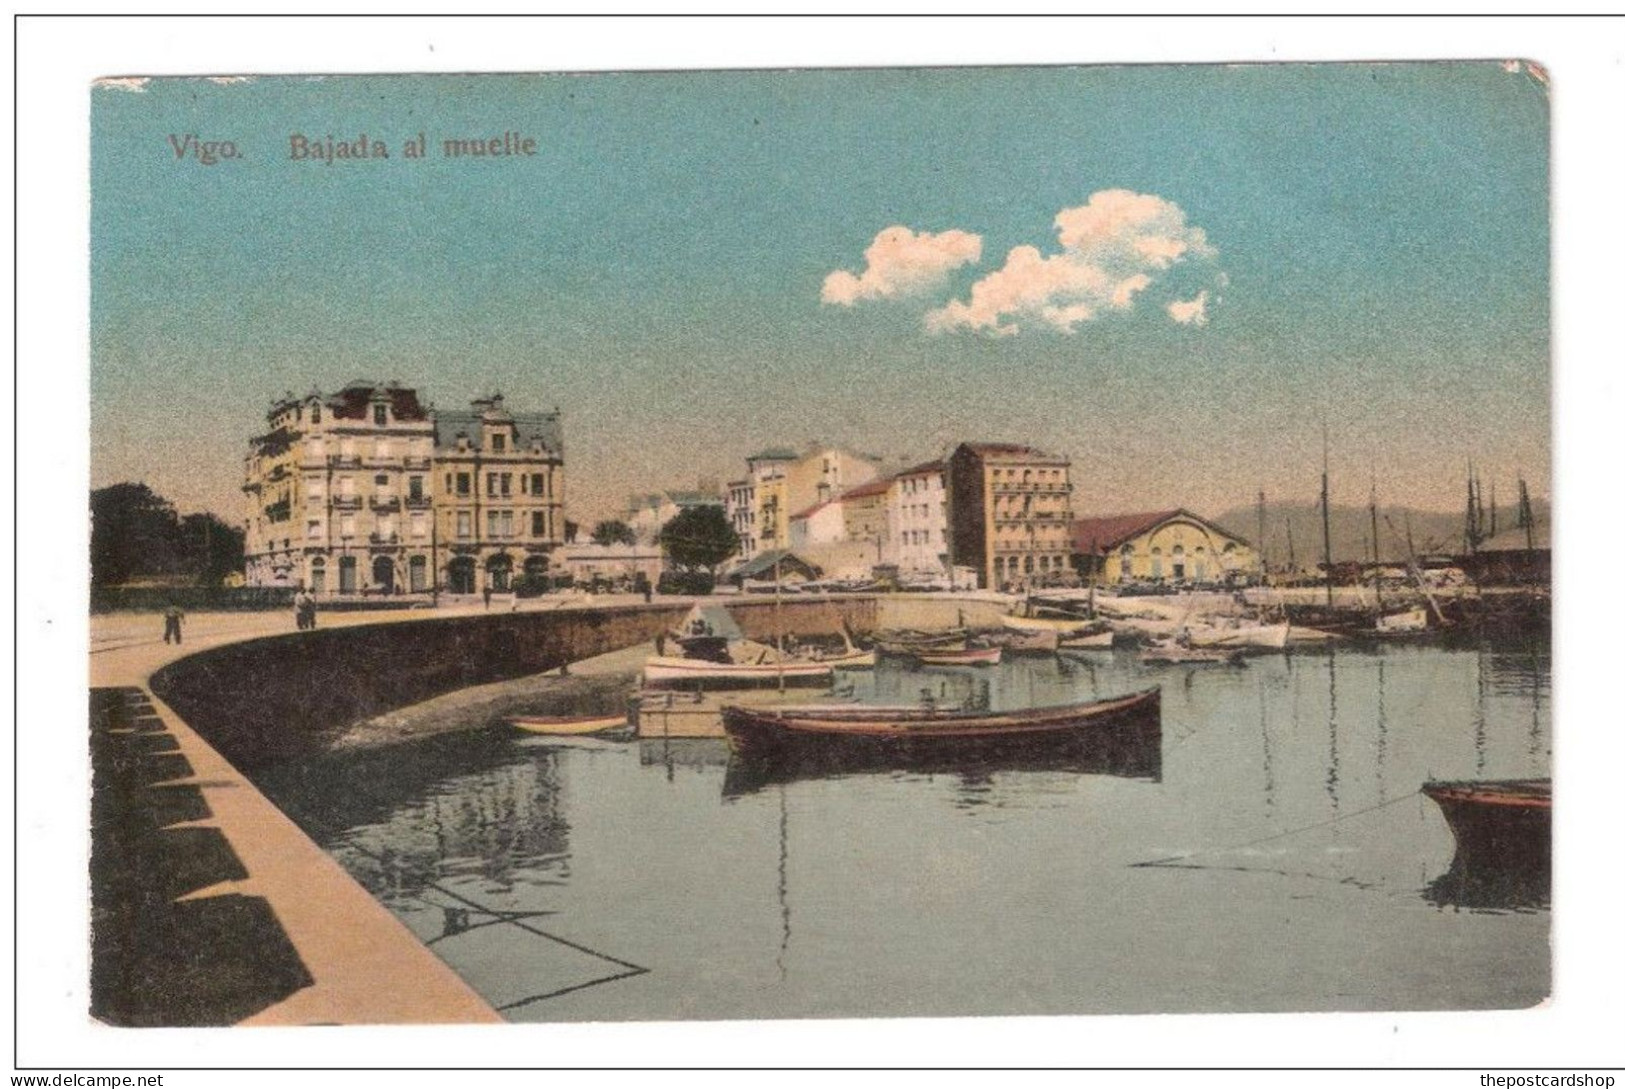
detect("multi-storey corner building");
top-left (244, 381), bottom-right (438, 594)
top-left (432, 394), bottom-right (564, 594)
top-left (243, 381), bottom-right (563, 596)
top-left (888, 459), bottom-right (948, 578)
top-left (945, 442), bottom-right (1074, 591)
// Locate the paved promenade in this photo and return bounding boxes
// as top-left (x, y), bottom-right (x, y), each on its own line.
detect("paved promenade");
top-left (86, 603), bottom-right (614, 1025)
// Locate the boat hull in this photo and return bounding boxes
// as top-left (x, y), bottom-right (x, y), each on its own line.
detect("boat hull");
top-left (721, 687), bottom-right (1160, 768)
top-left (642, 656), bottom-right (835, 689)
top-left (1002, 614), bottom-right (1101, 636)
top-left (1058, 630), bottom-right (1114, 650)
top-left (917, 646), bottom-right (1002, 667)
top-left (509, 714), bottom-right (629, 736)
top-left (1422, 779), bottom-right (1551, 872)
top-left (1184, 623), bottom-right (1290, 650)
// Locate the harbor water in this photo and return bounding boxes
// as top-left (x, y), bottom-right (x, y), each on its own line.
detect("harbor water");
top-left (256, 635), bottom-right (1551, 1021)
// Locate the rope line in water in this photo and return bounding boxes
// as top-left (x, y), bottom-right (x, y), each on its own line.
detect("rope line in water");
top-left (1129, 788), bottom-right (1423, 869)
top-left (331, 832), bottom-right (652, 995)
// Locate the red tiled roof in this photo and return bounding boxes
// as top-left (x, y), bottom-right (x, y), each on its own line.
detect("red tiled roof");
top-left (896, 459), bottom-right (945, 477)
top-left (839, 478), bottom-right (893, 501)
top-left (1071, 510), bottom-right (1183, 553)
top-left (790, 499), bottom-right (836, 521)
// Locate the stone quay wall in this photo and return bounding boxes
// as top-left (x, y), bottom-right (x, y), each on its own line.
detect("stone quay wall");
top-left (149, 596), bottom-right (880, 771)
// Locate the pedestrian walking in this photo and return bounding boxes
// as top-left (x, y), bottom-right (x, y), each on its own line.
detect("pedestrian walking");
top-left (483, 585), bottom-right (493, 611)
top-left (162, 604), bottom-right (185, 644)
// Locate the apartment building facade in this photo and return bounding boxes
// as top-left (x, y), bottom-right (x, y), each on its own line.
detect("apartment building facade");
top-left (945, 442), bottom-right (1074, 591)
top-left (243, 382), bottom-right (563, 595)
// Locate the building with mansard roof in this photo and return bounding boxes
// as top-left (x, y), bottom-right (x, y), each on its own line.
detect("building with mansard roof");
top-left (242, 381), bottom-right (563, 597)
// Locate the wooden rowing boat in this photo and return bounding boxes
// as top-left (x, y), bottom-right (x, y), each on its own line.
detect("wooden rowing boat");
top-left (509, 713), bottom-right (629, 736)
top-left (1139, 640), bottom-right (1243, 665)
top-left (916, 645), bottom-right (1002, 667)
top-left (874, 630), bottom-right (968, 655)
top-left (1422, 778), bottom-right (1551, 872)
top-left (1001, 614), bottom-right (1101, 636)
top-left (720, 687), bottom-right (1160, 768)
top-left (1058, 629), bottom-right (1114, 651)
top-left (642, 655), bottom-right (835, 688)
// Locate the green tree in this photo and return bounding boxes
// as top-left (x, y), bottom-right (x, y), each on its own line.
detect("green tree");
top-left (658, 505), bottom-right (740, 574)
top-left (179, 512), bottom-right (246, 586)
top-left (90, 483), bottom-right (181, 586)
top-left (591, 519), bottom-right (638, 546)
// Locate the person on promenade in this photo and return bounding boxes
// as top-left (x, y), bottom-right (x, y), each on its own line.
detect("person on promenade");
top-left (162, 603), bottom-right (185, 644)
top-left (483, 585), bottom-right (493, 611)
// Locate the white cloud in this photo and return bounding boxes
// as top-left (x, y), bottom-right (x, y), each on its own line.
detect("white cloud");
top-left (821, 226), bottom-right (983, 306)
top-left (1167, 290), bottom-right (1211, 327)
top-left (927, 189), bottom-right (1219, 335)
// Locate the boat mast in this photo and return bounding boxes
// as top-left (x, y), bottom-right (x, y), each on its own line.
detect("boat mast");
top-left (1518, 476), bottom-right (1535, 551)
top-left (1369, 478), bottom-right (1382, 610)
top-left (775, 555), bottom-right (785, 695)
top-left (1256, 489), bottom-right (1267, 582)
top-left (1320, 426), bottom-right (1334, 607)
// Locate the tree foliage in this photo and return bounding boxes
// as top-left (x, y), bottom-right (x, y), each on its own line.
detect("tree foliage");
top-left (658, 505), bottom-right (740, 573)
top-left (90, 483), bottom-right (245, 588)
top-left (590, 519), bottom-right (638, 546)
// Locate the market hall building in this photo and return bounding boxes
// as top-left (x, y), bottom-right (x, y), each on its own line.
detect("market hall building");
top-left (1070, 509), bottom-right (1259, 586)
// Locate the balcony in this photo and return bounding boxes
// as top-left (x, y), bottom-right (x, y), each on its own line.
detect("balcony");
top-left (329, 454), bottom-right (362, 469)
top-left (369, 531), bottom-right (401, 546)
top-left (369, 496), bottom-right (401, 512)
top-left (402, 456), bottom-right (432, 470)
top-left (404, 494), bottom-right (432, 509)
top-left (332, 495), bottom-right (362, 510)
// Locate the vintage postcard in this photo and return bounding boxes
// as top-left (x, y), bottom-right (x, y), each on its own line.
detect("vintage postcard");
top-left (84, 61), bottom-right (1551, 1031)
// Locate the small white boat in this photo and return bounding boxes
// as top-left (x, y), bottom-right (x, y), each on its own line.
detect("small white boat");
top-left (642, 655), bottom-right (835, 688)
top-left (1184, 622), bottom-right (1291, 650)
top-left (1058, 629), bottom-right (1115, 650)
top-left (816, 648), bottom-right (877, 668)
top-left (1375, 607), bottom-right (1429, 635)
top-left (1002, 613), bottom-right (1101, 636)
top-left (1139, 640), bottom-right (1243, 665)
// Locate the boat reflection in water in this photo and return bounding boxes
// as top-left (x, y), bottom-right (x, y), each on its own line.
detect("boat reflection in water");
top-left (1422, 778), bottom-right (1551, 911)
top-left (719, 687), bottom-right (1162, 797)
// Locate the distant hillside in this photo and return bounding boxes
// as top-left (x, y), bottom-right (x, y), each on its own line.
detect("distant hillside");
top-left (1211, 499), bottom-right (1550, 568)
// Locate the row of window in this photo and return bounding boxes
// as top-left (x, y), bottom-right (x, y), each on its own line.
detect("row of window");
top-left (441, 471), bottom-right (553, 499)
top-left (451, 510), bottom-right (552, 539)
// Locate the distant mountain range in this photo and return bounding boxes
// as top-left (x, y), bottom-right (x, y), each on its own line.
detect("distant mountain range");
top-left (1210, 499), bottom-right (1551, 567)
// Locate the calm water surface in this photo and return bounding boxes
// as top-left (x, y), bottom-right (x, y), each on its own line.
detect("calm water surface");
top-left (258, 637), bottom-right (1550, 1021)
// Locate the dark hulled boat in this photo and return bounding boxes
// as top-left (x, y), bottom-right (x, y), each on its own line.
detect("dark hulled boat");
top-left (721, 687), bottom-right (1159, 761)
top-left (1421, 778), bottom-right (1551, 873)
top-left (720, 688), bottom-right (1161, 794)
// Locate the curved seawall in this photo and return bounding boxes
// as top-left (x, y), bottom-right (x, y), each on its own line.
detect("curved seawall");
top-left (149, 596), bottom-right (878, 771)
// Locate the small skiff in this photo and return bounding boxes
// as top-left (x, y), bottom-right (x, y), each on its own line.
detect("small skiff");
top-left (916, 645), bottom-right (1002, 667)
top-left (509, 713), bottom-right (629, 736)
top-left (1002, 614), bottom-right (1102, 636)
top-left (642, 655), bottom-right (835, 688)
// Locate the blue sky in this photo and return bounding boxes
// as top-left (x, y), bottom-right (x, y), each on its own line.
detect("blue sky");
top-left (91, 62), bottom-right (1548, 523)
